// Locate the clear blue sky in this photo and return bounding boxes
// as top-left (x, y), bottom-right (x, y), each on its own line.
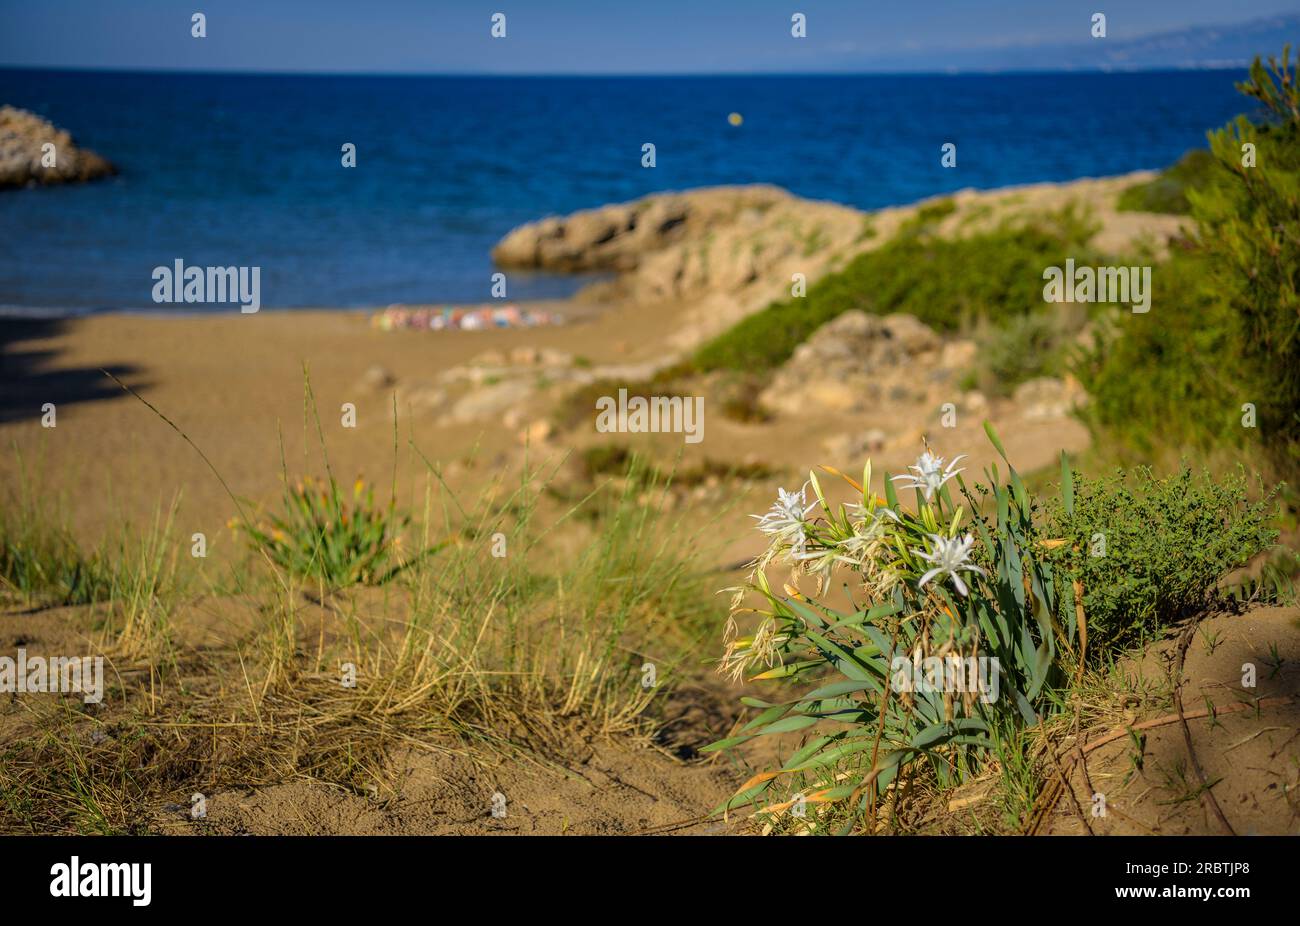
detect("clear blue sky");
top-left (1, 0), bottom-right (1297, 74)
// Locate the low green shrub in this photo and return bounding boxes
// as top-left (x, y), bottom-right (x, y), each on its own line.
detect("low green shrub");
top-left (1042, 465), bottom-right (1278, 654)
top-left (974, 309), bottom-right (1078, 395)
top-left (554, 376), bottom-right (691, 432)
top-left (580, 443), bottom-right (775, 487)
top-left (692, 208), bottom-right (1099, 375)
top-left (580, 443), bottom-right (633, 479)
top-left (1116, 149), bottom-right (1218, 215)
top-left (1071, 251), bottom-right (1250, 458)
top-left (710, 371), bottom-right (773, 423)
top-left (908, 196), bottom-right (958, 227)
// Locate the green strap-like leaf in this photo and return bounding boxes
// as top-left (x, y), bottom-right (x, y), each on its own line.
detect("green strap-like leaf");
top-left (1060, 450), bottom-right (1075, 516)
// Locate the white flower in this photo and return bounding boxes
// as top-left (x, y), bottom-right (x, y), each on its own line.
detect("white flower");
top-left (752, 482), bottom-right (820, 553)
top-left (794, 545), bottom-right (839, 590)
top-left (835, 507), bottom-right (892, 565)
top-left (719, 616), bottom-right (789, 683)
top-left (892, 452), bottom-right (965, 502)
top-left (842, 501), bottom-right (897, 526)
top-left (911, 532), bottom-right (986, 597)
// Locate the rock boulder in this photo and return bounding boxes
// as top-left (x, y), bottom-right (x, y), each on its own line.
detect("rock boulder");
top-left (0, 106), bottom-right (116, 189)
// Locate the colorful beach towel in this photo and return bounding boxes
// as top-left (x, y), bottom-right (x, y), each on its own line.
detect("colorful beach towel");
top-left (370, 304), bottom-right (561, 332)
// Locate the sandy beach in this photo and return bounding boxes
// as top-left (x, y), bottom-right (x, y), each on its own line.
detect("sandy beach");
top-left (0, 175), bottom-right (1164, 551)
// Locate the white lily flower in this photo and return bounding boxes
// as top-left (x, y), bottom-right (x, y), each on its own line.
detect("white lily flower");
top-left (835, 507), bottom-right (891, 565)
top-left (843, 501), bottom-right (898, 526)
top-left (844, 498), bottom-right (902, 526)
top-left (911, 532), bottom-right (987, 597)
top-left (794, 544), bottom-right (839, 591)
top-left (752, 482), bottom-right (820, 554)
top-left (892, 451), bottom-right (966, 502)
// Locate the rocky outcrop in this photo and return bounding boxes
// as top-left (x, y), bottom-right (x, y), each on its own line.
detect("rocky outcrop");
top-left (0, 106), bottom-right (116, 190)
top-left (759, 311), bottom-right (972, 416)
top-left (1011, 375), bottom-right (1087, 421)
top-left (493, 184), bottom-right (871, 349)
top-left (491, 174), bottom-right (1182, 354)
top-left (491, 185), bottom-right (790, 273)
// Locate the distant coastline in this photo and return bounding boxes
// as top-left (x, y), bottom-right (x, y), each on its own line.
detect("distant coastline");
top-left (2, 11), bottom-right (1294, 74)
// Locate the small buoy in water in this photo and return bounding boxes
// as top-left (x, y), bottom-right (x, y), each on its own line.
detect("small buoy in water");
top-left (728, 112), bottom-right (743, 127)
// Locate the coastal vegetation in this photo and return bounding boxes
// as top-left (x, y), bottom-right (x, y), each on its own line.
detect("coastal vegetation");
top-left (693, 48), bottom-right (1300, 833)
top-left (1115, 149), bottom-right (1216, 215)
top-left (2, 50), bottom-right (1297, 837)
top-left (1085, 47), bottom-right (1300, 478)
top-left (0, 414), bottom-right (717, 833)
top-left (691, 205), bottom-right (1099, 377)
top-left (706, 432), bottom-right (1276, 832)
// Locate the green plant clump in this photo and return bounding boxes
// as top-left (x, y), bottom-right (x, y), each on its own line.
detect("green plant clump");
top-left (1042, 465), bottom-right (1278, 654)
top-left (1116, 149), bottom-right (1218, 215)
top-left (707, 428), bottom-right (1075, 828)
top-left (1079, 47), bottom-right (1300, 478)
top-left (974, 309), bottom-right (1076, 395)
top-left (708, 429), bottom-right (1281, 832)
top-left (235, 475), bottom-right (408, 588)
top-left (0, 515), bottom-right (115, 606)
top-left (692, 208), bottom-right (1098, 374)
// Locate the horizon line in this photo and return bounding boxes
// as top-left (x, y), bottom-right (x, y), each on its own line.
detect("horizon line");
top-left (0, 62), bottom-right (1256, 79)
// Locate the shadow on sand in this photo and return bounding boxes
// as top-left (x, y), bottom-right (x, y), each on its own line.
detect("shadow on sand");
top-left (0, 319), bottom-right (145, 424)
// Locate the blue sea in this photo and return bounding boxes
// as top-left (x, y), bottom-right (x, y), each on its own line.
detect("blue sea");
top-left (0, 68), bottom-right (1254, 314)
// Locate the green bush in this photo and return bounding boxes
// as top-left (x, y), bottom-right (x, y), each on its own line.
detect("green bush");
top-left (579, 443), bottom-right (775, 488)
top-left (1081, 48), bottom-right (1300, 478)
top-left (975, 309), bottom-right (1077, 395)
top-left (1116, 149), bottom-right (1218, 215)
top-left (1042, 465), bottom-right (1278, 655)
top-left (580, 443), bottom-right (633, 479)
top-left (554, 376), bottom-right (692, 432)
top-left (1194, 47), bottom-right (1300, 472)
top-left (711, 370), bottom-right (773, 423)
top-left (1072, 250), bottom-right (1249, 457)
top-left (909, 196), bottom-right (958, 226)
top-left (692, 209), bottom-right (1099, 374)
